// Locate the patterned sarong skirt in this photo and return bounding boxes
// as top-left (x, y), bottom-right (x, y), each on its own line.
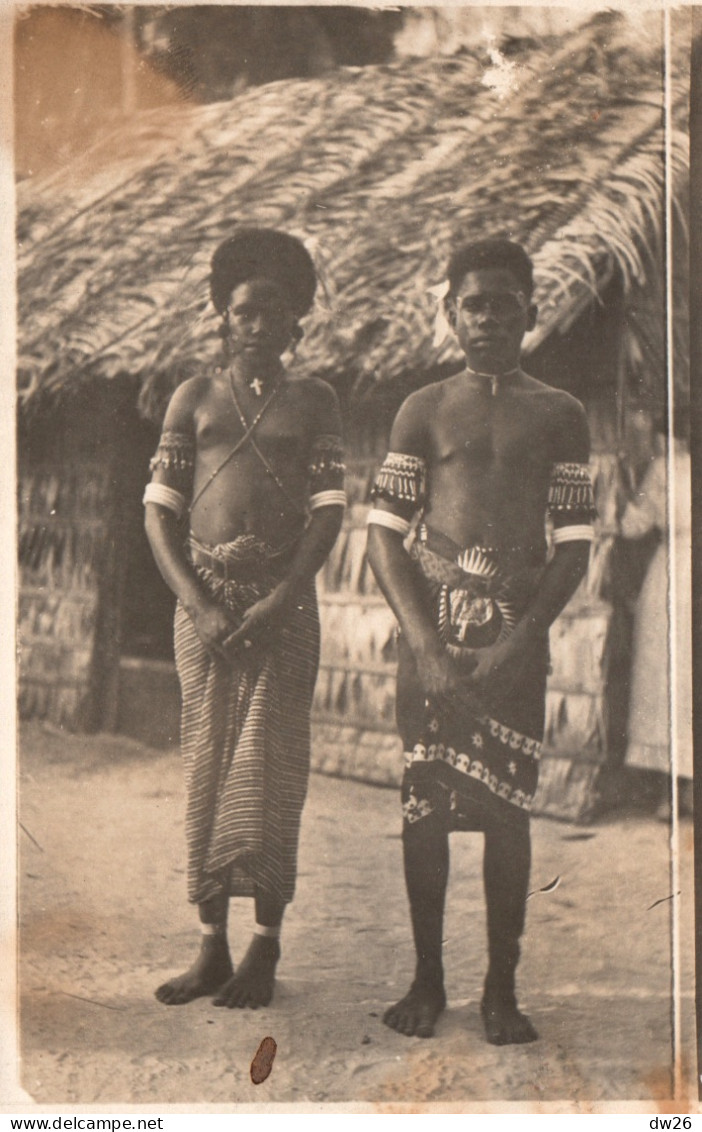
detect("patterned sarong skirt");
top-left (397, 526), bottom-right (549, 832)
top-left (174, 534), bottom-right (320, 905)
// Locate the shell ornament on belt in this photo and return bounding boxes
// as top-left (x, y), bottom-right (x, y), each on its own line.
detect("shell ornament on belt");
top-left (437, 547), bottom-right (516, 658)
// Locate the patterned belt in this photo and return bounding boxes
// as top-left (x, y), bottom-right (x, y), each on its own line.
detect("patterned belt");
top-left (417, 524), bottom-right (545, 569)
top-left (411, 525), bottom-right (546, 623)
top-left (411, 540), bottom-right (500, 594)
top-left (188, 537), bottom-right (297, 582)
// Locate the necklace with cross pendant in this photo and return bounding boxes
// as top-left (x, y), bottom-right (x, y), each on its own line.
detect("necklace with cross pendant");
top-left (248, 376), bottom-right (264, 396)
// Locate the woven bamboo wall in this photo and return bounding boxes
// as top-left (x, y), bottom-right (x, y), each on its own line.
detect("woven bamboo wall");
top-left (18, 459), bottom-right (111, 728)
top-left (18, 389), bottom-right (144, 732)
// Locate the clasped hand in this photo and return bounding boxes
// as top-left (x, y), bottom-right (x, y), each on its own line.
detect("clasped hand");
top-left (464, 638), bottom-right (525, 686)
top-left (417, 647), bottom-right (480, 714)
top-left (191, 586), bottom-right (291, 662)
top-left (418, 636), bottom-right (531, 709)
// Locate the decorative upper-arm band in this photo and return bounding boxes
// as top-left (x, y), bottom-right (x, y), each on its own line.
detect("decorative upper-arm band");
top-left (149, 430), bottom-right (195, 473)
top-left (367, 509), bottom-right (411, 537)
top-left (371, 452), bottom-right (427, 506)
top-left (143, 482), bottom-right (187, 520)
top-left (308, 434), bottom-right (345, 491)
top-left (309, 490), bottom-right (347, 511)
top-left (548, 462), bottom-right (596, 520)
top-left (552, 524), bottom-right (595, 545)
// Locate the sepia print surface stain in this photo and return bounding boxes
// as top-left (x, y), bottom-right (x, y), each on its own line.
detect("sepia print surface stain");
top-left (644, 1062), bottom-right (695, 1114)
top-left (250, 1036), bottom-right (277, 1085)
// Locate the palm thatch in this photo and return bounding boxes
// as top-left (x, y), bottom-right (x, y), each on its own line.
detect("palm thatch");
top-left (17, 11), bottom-right (689, 423)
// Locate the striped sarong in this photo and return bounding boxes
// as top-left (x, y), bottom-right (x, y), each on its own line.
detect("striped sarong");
top-left (174, 535), bottom-right (320, 905)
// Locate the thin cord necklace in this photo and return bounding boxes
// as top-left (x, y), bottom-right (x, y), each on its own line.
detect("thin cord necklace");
top-left (228, 367), bottom-right (280, 428)
top-left (465, 365), bottom-right (520, 396)
top-left (228, 370), bottom-right (305, 516)
top-left (188, 374), bottom-right (280, 516)
top-left (241, 364), bottom-right (283, 397)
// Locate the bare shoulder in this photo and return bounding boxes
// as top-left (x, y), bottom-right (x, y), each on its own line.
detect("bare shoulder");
top-left (290, 375), bottom-right (342, 433)
top-left (387, 381), bottom-right (442, 456)
top-left (292, 375), bottom-right (340, 409)
top-left (539, 379), bottom-right (584, 413)
top-left (520, 375), bottom-right (589, 461)
top-left (550, 388), bottom-right (587, 439)
top-left (161, 375), bottom-right (211, 431)
top-left (521, 373), bottom-right (585, 418)
top-left (407, 380), bottom-right (446, 411)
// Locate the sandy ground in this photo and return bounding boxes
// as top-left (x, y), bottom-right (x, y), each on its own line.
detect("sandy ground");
top-left (13, 722), bottom-right (698, 1109)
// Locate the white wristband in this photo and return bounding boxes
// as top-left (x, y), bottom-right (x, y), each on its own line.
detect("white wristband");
top-left (552, 524), bottom-right (595, 545)
top-left (201, 922), bottom-right (226, 936)
top-left (254, 922), bottom-right (281, 939)
top-left (143, 482), bottom-right (187, 520)
top-left (309, 489), bottom-right (347, 511)
top-left (367, 509), bottom-right (411, 537)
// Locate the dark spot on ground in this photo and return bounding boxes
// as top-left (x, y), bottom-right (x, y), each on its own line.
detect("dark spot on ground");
top-left (250, 1035), bottom-right (277, 1084)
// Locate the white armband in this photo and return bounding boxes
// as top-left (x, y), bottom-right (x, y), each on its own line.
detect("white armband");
top-left (309, 489), bottom-right (347, 512)
top-left (143, 482), bottom-right (187, 520)
top-left (552, 524), bottom-right (595, 545)
top-left (367, 509), bottom-right (411, 538)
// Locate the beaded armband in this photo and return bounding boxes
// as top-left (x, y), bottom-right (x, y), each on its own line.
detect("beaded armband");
top-left (371, 452), bottom-right (427, 507)
top-left (548, 462), bottom-right (597, 526)
top-left (149, 430), bottom-right (195, 474)
top-left (308, 434), bottom-right (345, 492)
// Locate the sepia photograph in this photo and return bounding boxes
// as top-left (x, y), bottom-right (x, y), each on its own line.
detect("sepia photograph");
top-left (6, 0), bottom-right (699, 1113)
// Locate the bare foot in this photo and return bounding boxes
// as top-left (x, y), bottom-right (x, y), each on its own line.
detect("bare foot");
top-left (383, 980), bottom-right (446, 1038)
top-left (155, 935), bottom-right (234, 1005)
top-left (480, 991), bottom-right (538, 1045)
top-left (212, 935), bottom-right (280, 1009)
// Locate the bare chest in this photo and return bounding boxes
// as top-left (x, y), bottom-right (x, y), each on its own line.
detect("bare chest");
top-left (195, 385), bottom-right (309, 465)
top-left (433, 391), bottom-right (554, 474)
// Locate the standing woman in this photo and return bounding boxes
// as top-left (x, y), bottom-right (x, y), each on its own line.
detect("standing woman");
top-left (144, 228), bottom-right (345, 1007)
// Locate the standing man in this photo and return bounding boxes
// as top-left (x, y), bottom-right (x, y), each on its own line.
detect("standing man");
top-left (144, 228), bottom-right (345, 1009)
top-left (367, 239), bottom-right (595, 1044)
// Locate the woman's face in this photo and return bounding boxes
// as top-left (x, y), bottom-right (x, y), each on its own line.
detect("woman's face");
top-left (225, 278), bottom-right (297, 365)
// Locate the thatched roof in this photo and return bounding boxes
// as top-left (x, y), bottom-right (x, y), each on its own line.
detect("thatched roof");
top-left (17, 11), bottom-right (689, 423)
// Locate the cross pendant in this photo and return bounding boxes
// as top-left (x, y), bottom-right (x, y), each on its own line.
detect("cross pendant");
top-left (249, 377), bottom-right (264, 396)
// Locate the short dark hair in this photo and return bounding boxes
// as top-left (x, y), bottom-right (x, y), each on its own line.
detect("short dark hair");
top-left (210, 227), bottom-right (317, 318)
top-left (447, 239), bottom-right (534, 298)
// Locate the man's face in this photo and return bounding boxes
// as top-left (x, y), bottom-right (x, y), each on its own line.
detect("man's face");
top-left (448, 267), bottom-right (537, 373)
top-left (226, 278), bottom-right (296, 366)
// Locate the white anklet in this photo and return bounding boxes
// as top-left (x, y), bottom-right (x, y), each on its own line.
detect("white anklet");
top-left (201, 922), bottom-right (226, 936)
top-left (253, 923), bottom-right (281, 939)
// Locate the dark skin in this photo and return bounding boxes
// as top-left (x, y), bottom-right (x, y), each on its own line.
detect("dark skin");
top-left (367, 266), bottom-right (590, 1042)
top-left (145, 277), bottom-right (344, 1007)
